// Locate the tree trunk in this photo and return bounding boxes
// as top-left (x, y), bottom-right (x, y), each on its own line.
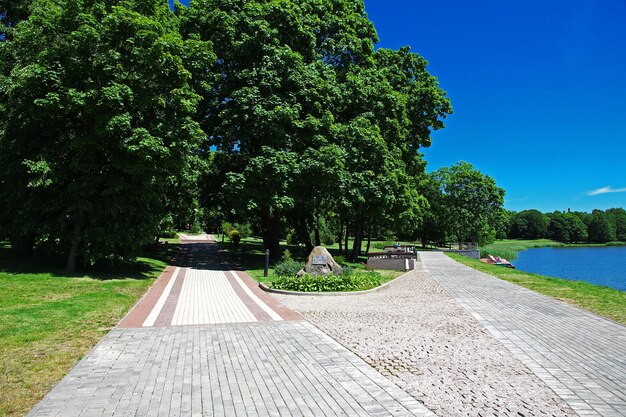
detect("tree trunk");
top-left (261, 207), bottom-right (282, 261)
top-left (66, 208), bottom-right (85, 272)
top-left (365, 223), bottom-right (372, 256)
top-left (338, 221), bottom-right (343, 252)
top-left (314, 224), bottom-right (321, 247)
top-left (295, 216), bottom-right (313, 252)
top-left (344, 221), bottom-right (350, 258)
top-left (269, 213), bottom-right (281, 260)
top-left (350, 218), bottom-right (364, 262)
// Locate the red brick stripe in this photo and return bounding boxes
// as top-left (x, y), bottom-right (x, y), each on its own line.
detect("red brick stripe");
top-left (224, 271), bottom-right (273, 322)
top-left (118, 266), bottom-right (177, 329)
top-left (153, 267), bottom-right (187, 327)
top-left (233, 271), bottom-right (302, 321)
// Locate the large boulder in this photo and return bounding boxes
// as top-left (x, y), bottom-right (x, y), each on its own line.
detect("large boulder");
top-left (297, 246), bottom-right (343, 277)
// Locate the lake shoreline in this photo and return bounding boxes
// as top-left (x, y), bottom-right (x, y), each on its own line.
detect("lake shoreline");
top-left (447, 252), bottom-right (626, 325)
top-left (480, 239), bottom-right (626, 261)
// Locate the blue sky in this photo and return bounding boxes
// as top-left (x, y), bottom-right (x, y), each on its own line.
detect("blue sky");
top-left (363, 0), bottom-right (626, 212)
top-left (174, 0), bottom-right (626, 213)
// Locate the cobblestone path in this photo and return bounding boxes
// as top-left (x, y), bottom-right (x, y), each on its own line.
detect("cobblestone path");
top-left (27, 241), bottom-right (433, 417)
top-left (276, 270), bottom-right (578, 416)
top-left (420, 251), bottom-right (626, 417)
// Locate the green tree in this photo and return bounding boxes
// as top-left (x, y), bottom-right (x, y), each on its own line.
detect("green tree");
top-left (588, 209), bottom-right (616, 243)
top-left (432, 161), bottom-right (505, 244)
top-left (606, 208), bottom-right (626, 241)
top-left (336, 48), bottom-right (450, 260)
top-left (0, 0), bottom-right (214, 270)
top-left (416, 175), bottom-right (448, 246)
top-left (547, 211), bottom-right (588, 243)
top-left (183, 0), bottom-right (351, 258)
top-left (509, 209), bottom-right (549, 239)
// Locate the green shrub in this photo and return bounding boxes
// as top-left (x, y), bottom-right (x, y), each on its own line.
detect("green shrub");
top-left (190, 223), bottom-right (201, 234)
top-left (236, 223), bottom-right (252, 238)
top-left (273, 272), bottom-right (382, 292)
top-left (372, 241), bottom-right (396, 250)
top-left (221, 221), bottom-right (235, 235)
top-left (160, 230), bottom-right (177, 238)
top-left (282, 249), bottom-right (292, 261)
top-left (341, 265), bottom-right (354, 276)
top-left (273, 259), bottom-right (304, 277)
top-left (228, 229), bottom-right (241, 244)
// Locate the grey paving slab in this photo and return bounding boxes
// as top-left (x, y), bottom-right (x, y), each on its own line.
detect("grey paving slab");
top-left (28, 322), bottom-right (434, 417)
top-left (420, 251), bottom-right (626, 417)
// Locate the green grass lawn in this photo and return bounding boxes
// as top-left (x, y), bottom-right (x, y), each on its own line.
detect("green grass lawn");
top-left (218, 237), bottom-right (404, 284)
top-left (481, 238), bottom-right (626, 260)
top-left (0, 242), bottom-right (177, 417)
top-left (447, 252), bottom-right (626, 325)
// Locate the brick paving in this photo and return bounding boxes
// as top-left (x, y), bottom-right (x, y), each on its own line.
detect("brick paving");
top-left (276, 269), bottom-right (579, 416)
top-left (28, 323), bottom-right (433, 417)
top-left (27, 242), bottom-right (434, 417)
top-left (419, 251), bottom-right (626, 416)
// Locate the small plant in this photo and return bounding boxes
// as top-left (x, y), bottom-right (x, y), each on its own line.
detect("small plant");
top-left (372, 241), bottom-right (396, 250)
top-left (274, 259), bottom-right (304, 277)
top-left (341, 265), bottom-right (354, 276)
top-left (282, 249), bottom-right (292, 261)
top-left (221, 221), bottom-right (235, 235)
top-left (273, 271), bottom-right (382, 292)
top-left (159, 230), bottom-right (177, 238)
top-left (228, 229), bottom-right (241, 244)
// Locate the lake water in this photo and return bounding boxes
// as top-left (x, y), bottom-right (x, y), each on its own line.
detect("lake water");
top-left (513, 246), bottom-right (626, 291)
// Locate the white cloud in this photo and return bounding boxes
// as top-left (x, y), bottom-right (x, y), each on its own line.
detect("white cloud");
top-left (587, 186), bottom-right (626, 196)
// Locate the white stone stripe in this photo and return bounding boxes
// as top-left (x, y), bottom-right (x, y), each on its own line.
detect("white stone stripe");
top-left (171, 269), bottom-right (257, 325)
top-left (142, 267), bottom-right (181, 327)
top-left (231, 272), bottom-right (283, 321)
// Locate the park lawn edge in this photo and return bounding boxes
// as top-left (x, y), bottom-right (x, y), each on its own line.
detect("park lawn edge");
top-left (0, 247), bottom-right (173, 417)
top-left (446, 252), bottom-right (626, 326)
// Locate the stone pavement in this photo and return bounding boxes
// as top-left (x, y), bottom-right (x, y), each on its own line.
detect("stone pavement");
top-left (420, 251), bottom-right (626, 417)
top-left (27, 241), bottom-right (434, 417)
top-left (276, 267), bottom-right (577, 416)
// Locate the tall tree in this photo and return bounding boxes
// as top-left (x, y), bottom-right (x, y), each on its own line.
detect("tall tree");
top-left (182, 0), bottom-right (377, 259)
top-left (606, 208), bottom-right (626, 241)
top-left (431, 161), bottom-right (505, 244)
top-left (547, 211), bottom-right (588, 243)
top-left (509, 209), bottom-right (549, 239)
top-left (0, 0), bottom-right (214, 270)
top-left (588, 209), bottom-right (616, 243)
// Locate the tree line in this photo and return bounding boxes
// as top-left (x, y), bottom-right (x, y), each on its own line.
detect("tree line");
top-left (1, 0), bottom-right (458, 270)
top-left (506, 208), bottom-right (626, 244)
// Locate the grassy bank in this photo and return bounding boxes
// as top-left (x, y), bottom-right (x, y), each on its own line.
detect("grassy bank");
top-left (447, 253), bottom-right (626, 325)
top-left (217, 237), bottom-right (404, 284)
top-left (0, 242), bottom-right (176, 417)
top-left (480, 239), bottom-right (626, 260)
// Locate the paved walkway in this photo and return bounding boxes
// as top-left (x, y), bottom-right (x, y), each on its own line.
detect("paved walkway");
top-left (28, 241), bottom-right (434, 417)
top-left (420, 251), bottom-right (626, 417)
top-left (276, 266), bottom-right (577, 416)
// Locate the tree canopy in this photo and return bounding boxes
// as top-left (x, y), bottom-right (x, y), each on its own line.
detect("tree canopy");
top-left (0, 0), bottom-right (214, 270)
top-left (428, 162), bottom-right (505, 244)
top-left (182, 0), bottom-right (451, 259)
top-left (1, 0), bottom-right (458, 267)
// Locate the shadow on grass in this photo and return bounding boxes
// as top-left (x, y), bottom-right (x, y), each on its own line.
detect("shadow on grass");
top-left (0, 241), bottom-right (180, 281)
